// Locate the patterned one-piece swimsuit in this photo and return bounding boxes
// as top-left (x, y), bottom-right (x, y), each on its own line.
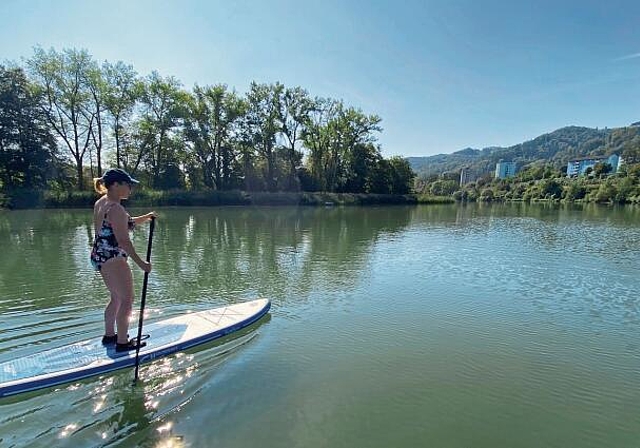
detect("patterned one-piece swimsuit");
top-left (90, 205), bottom-right (135, 271)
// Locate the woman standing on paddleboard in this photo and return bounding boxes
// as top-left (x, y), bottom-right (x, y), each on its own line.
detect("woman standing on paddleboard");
top-left (91, 168), bottom-right (155, 352)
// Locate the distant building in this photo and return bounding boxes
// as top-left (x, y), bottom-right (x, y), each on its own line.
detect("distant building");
top-left (495, 160), bottom-right (516, 179)
top-left (566, 154), bottom-right (620, 177)
top-left (459, 167), bottom-right (476, 186)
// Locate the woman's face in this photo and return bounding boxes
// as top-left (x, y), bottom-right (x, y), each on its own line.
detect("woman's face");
top-left (114, 181), bottom-right (133, 199)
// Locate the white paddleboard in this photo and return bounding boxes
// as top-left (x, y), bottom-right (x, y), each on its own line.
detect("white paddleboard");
top-left (0, 299), bottom-right (270, 398)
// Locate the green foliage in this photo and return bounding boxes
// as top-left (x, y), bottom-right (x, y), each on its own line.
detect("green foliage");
top-left (388, 156), bottom-right (415, 194)
top-left (592, 180), bottom-right (618, 203)
top-left (539, 179), bottom-right (563, 199)
top-left (4, 45), bottom-right (416, 203)
top-left (563, 181), bottom-right (587, 200)
top-left (418, 160), bottom-right (640, 204)
top-left (429, 179), bottom-right (458, 196)
top-left (27, 47), bottom-right (98, 189)
top-left (593, 162), bottom-right (612, 177)
top-left (0, 66), bottom-right (57, 191)
top-left (480, 188), bottom-right (495, 201)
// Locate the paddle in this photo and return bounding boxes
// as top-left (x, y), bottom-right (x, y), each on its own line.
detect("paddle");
top-left (134, 216), bottom-right (156, 383)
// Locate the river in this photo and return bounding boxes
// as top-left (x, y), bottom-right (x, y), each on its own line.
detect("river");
top-left (0, 203), bottom-right (639, 447)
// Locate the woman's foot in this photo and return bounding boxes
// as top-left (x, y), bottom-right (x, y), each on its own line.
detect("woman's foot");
top-left (115, 337), bottom-right (147, 352)
top-left (102, 333), bottom-right (129, 345)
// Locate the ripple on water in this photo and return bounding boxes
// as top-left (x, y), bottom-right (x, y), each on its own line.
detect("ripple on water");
top-left (0, 329), bottom-right (264, 447)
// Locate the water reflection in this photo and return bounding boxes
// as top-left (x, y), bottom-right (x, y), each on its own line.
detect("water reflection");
top-left (126, 206), bottom-right (413, 311)
top-left (0, 320), bottom-right (265, 447)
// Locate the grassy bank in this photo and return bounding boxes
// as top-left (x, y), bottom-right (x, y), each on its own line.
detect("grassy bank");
top-left (415, 194), bottom-right (456, 204)
top-left (1, 189), bottom-right (419, 209)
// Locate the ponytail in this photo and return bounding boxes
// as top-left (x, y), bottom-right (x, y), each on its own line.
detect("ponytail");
top-left (93, 177), bottom-right (107, 195)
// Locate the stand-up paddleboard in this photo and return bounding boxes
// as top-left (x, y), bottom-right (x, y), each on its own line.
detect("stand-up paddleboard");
top-left (0, 299), bottom-right (270, 398)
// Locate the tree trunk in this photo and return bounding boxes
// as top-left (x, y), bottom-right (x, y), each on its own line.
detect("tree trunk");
top-left (114, 118), bottom-right (121, 168)
top-left (76, 160), bottom-right (84, 190)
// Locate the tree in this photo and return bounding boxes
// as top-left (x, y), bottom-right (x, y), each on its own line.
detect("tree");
top-left (563, 180), bottom-right (587, 200)
top-left (593, 180), bottom-right (617, 203)
top-left (102, 61), bottom-right (141, 168)
top-left (303, 97), bottom-right (340, 191)
top-left (388, 156), bottom-right (415, 194)
top-left (430, 179), bottom-right (458, 196)
top-left (0, 66), bottom-right (57, 190)
top-left (279, 86), bottom-right (312, 191)
top-left (184, 84), bottom-right (246, 190)
top-left (79, 59), bottom-right (109, 177)
top-left (27, 47), bottom-right (97, 189)
top-left (245, 82), bottom-right (283, 191)
top-left (539, 179), bottom-right (563, 199)
top-left (593, 162), bottom-right (612, 178)
top-left (327, 107), bottom-right (382, 192)
top-left (135, 71), bottom-right (188, 187)
top-left (368, 158), bottom-right (392, 194)
top-left (344, 143), bottom-right (380, 193)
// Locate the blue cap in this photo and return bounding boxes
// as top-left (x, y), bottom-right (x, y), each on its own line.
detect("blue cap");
top-left (102, 168), bottom-right (140, 185)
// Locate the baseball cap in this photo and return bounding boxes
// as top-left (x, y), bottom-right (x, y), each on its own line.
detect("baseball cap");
top-left (102, 168), bottom-right (140, 186)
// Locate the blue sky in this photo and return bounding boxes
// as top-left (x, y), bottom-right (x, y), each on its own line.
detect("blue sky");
top-left (1, 0), bottom-right (639, 157)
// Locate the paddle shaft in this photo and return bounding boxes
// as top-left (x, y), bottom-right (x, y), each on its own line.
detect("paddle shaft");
top-left (134, 216), bottom-right (155, 383)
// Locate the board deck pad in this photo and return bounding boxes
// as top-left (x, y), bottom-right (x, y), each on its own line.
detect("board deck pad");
top-left (0, 299), bottom-right (270, 397)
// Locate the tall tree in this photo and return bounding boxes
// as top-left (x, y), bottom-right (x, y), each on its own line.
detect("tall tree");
top-left (135, 71), bottom-right (188, 187)
top-left (0, 66), bottom-right (57, 190)
top-left (27, 47), bottom-right (96, 189)
top-left (84, 59), bottom-right (106, 176)
top-left (245, 82), bottom-right (283, 191)
top-left (184, 84), bottom-right (246, 190)
top-left (343, 143), bottom-right (380, 193)
top-left (278, 86), bottom-right (313, 191)
top-left (312, 104), bottom-right (382, 192)
top-left (102, 61), bottom-right (140, 169)
top-left (387, 156), bottom-right (415, 194)
top-left (302, 97), bottom-right (341, 191)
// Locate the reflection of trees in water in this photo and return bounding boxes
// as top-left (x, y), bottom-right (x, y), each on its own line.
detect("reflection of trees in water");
top-left (0, 207), bottom-right (413, 312)
top-left (0, 210), bottom-right (99, 314)
top-left (154, 206), bottom-right (413, 305)
top-left (410, 203), bottom-right (640, 251)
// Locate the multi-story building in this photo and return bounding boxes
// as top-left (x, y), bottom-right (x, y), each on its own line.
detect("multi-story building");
top-left (495, 160), bottom-right (516, 179)
top-left (459, 167), bottom-right (476, 186)
top-left (566, 154), bottom-right (620, 177)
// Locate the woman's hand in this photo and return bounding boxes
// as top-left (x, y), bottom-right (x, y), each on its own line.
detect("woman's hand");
top-left (133, 212), bottom-right (157, 225)
top-left (138, 261), bottom-right (152, 273)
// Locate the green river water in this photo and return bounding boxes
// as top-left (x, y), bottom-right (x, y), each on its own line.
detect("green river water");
top-left (0, 203), bottom-right (639, 447)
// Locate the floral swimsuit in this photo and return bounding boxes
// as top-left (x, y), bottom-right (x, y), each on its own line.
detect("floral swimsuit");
top-left (90, 205), bottom-right (135, 271)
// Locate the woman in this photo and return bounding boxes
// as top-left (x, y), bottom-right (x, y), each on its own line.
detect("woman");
top-left (91, 168), bottom-right (155, 352)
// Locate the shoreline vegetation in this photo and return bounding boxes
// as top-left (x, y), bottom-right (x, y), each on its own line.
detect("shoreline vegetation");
top-left (2, 47), bottom-right (638, 210)
top-left (3, 188), bottom-right (639, 210)
top-left (1, 48), bottom-right (416, 206)
top-left (1, 190), bottom-right (426, 209)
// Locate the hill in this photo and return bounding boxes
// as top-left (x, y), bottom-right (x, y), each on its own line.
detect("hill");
top-left (409, 124), bottom-right (640, 178)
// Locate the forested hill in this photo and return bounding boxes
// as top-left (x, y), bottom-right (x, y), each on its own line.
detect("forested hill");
top-left (408, 124), bottom-right (640, 178)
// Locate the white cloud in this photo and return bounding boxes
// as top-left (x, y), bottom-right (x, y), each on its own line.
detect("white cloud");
top-left (615, 52), bottom-right (640, 61)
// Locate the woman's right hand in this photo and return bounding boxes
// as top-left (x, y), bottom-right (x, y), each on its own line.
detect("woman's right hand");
top-left (139, 261), bottom-right (152, 273)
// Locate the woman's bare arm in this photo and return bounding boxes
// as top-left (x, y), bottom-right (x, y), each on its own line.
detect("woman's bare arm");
top-left (131, 212), bottom-right (156, 225)
top-left (110, 205), bottom-right (148, 271)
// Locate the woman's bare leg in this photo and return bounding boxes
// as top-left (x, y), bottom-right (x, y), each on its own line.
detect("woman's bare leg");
top-left (103, 293), bottom-right (120, 336)
top-left (100, 257), bottom-right (135, 344)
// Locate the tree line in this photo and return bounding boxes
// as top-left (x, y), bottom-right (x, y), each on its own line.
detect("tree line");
top-left (0, 47), bottom-right (415, 198)
top-left (417, 161), bottom-right (640, 204)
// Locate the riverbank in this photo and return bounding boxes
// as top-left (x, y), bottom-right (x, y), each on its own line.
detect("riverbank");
top-left (1, 189), bottom-right (430, 209)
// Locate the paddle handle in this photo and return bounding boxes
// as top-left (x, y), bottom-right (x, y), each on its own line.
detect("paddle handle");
top-left (134, 216), bottom-right (155, 383)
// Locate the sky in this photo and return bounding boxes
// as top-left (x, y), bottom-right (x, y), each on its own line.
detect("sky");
top-left (1, 0), bottom-right (639, 157)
